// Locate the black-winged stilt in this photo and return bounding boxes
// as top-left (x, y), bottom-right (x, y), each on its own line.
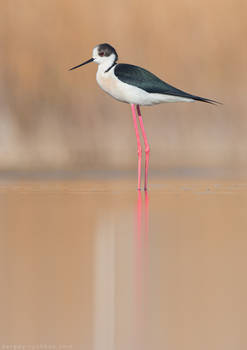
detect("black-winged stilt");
top-left (70, 43), bottom-right (219, 191)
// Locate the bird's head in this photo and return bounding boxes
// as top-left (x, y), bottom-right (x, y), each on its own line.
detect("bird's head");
top-left (69, 43), bottom-right (118, 71)
top-left (93, 43), bottom-right (118, 65)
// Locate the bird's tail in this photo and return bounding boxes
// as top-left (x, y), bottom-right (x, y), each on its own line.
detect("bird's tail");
top-left (192, 95), bottom-right (222, 105)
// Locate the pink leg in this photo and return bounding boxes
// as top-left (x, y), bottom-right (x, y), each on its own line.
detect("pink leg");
top-left (136, 105), bottom-right (150, 191)
top-left (131, 104), bottom-right (142, 190)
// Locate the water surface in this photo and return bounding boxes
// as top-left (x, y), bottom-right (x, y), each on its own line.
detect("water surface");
top-left (1, 179), bottom-right (247, 349)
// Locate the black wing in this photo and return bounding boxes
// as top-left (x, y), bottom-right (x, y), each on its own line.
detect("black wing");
top-left (114, 64), bottom-right (218, 105)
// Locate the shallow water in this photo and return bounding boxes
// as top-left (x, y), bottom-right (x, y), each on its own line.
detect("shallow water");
top-left (1, 178), bottom-right (247, 350)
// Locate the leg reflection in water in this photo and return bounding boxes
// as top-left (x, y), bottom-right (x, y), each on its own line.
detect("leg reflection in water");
top-left (93, 191), bottom-right (150, 350)
top-left (135, 190), bottom-right (150, 349)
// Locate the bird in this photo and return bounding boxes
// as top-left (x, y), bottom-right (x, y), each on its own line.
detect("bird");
top-left (69, 43), bottom-right (219, 191)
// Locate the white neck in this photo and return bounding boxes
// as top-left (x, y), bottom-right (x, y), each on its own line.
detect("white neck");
top-left (97, 55), bottom-right (116, 74)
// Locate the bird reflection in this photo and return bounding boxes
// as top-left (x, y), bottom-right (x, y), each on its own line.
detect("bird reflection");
top-left (135, 190), bottom-right (150, 348)
top-left (93, 190), bottom-right (150, 350)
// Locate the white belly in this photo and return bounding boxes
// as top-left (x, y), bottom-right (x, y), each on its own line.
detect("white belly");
top-left (96, 67), bottom-right (193, 106)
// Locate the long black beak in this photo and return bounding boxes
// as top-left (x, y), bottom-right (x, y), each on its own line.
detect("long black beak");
top-left (69, 58), bottom-right (94, 71)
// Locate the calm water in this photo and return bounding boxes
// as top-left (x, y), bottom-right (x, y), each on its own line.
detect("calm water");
top-left (1, 179), bottom-right (247, 350)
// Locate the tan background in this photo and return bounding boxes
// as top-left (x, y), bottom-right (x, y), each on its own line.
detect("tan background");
top-left (0, 0), bottom-right (246, 173)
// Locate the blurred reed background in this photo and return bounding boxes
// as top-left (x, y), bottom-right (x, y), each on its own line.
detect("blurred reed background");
top-left (0, 0), bottom-right (246, 174)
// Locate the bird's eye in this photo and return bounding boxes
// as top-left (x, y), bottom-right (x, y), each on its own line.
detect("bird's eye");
top-left (99, 52), bottom-right (104, 57)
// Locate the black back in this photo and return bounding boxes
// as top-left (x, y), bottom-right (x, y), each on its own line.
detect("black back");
top-left (114, 64), bottom-right (216, 104)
